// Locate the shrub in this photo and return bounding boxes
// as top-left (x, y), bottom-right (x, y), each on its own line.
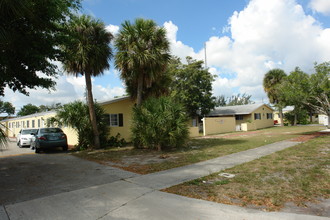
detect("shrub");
top-left (132, 96), bottom-right (189, 151)
top-left (107, 133), bottom-right (126, 147)
top-left (54, 101), bottom-right (109, 150)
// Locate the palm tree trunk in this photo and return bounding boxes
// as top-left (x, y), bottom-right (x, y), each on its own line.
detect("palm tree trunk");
top-left (279, 107), bottom-right (284, 126)
top-left (84, 72), bottom-right (101, 149)
top-left (136, 73), bottom-right (144, 106)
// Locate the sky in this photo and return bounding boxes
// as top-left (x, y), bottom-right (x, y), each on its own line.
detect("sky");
top-left (3, 0), bottom-right (330, 113)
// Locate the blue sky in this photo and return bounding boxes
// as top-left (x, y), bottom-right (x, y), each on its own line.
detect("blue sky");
top-left (4, 0), bottom-right (330, 112)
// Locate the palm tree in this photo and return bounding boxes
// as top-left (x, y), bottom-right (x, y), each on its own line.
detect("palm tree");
top-left (263, 69), bottom-right (287, 126)
top-left (114, 18), bottom-right (170, 106)
top-left (62, 15), bottom-right (113, 149)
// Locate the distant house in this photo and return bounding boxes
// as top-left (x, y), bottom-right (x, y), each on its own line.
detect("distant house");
top-left (319, 114), bottom-right (329, 126)
top-left (202, 104), bottom-right (274, 135)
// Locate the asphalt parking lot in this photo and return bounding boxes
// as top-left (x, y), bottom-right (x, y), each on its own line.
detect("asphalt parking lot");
top-left (0, 140), bottom-right (138, 206)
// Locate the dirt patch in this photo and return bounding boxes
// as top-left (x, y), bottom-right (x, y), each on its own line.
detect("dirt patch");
top-left (290, 132), bottom-right (330, 142)
top-left (102, 154), bottom-right (180, 174)
top-left (201, 131), bottom-right (262, 139)
top-left (281, 198), bottom-right (330, 217)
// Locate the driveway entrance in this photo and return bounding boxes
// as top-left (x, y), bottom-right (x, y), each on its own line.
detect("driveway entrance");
top-left (0, 140), bottom-right (138, 206)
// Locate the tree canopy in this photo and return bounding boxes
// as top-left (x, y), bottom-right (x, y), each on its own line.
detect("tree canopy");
top-left (0, 100), bottom-right (15, 115)
top-left (115, 18), bottom-right (170, 106)
top-left (170, 56), bottom-right (216, 117)
top-left (17, 104), bottom-right (40, 116)
top-left (0, 0), bottom-right (81, 96)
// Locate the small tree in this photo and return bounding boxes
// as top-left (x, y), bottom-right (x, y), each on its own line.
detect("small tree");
top-left (17, 104), bottom-right (40, 116)
top-left (226, 93), bottom-right (255, 106)
top-left (277, 67), bottom-right (310, 125)
top-left (53, 101), bottom-right (109, 150)
top-left (0, 100), bottom-right (15, 115)
top-left (263, 69), bottom-right (287, 126)
top-left (308, 62), bottom-right (330, 127)
top-left (131, 96), bottom-right (189, 151)
top-left (170, 56), bottom-right (216, 118)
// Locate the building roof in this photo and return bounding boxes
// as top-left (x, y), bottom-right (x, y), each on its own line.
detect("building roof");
top-left (0, 111), bottom-right (56, 122)
top-left (207, 103), bottom-right (273, 116)
top-left (99, 96), bottom-right (131, 106)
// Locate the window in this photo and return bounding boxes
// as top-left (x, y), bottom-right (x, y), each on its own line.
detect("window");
top-left (27, 120), bottom-right (30, 128)
top-left (254, 113), bottom-right (261, 120)
top-left (38, 119), bottom-right (40, 128)
top-left (9, 123), bottom-right (11, 128)
top-left (192, 119), bottom-right (197, 127)
top-left (22, 121), bottom-right (25, 128)
top-left (267, 113), bottom-right (273, 119)
top-left (235, 115), bottom-right (244, 120)
top-left (108, 114), bottom-right (123, 127)
top-left (16, 122), bottom-right (19, 128)
top-left (32, 120), bottom-right (35, 128)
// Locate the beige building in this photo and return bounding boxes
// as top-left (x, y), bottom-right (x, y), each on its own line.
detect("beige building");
top-left (100, 96), bottom-right (199, 141)
top-left (1, 111), bottom-right (78, 146)
top-left (203, 104), bottom-right (274, 136)
top-left (1, 96), bottom-right (200, 147)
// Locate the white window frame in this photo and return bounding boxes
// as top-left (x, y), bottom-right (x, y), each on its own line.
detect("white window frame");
top-left (110, 114), bottom-right (119, 127)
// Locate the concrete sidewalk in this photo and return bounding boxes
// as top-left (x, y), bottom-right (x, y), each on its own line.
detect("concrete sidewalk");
top-left (2, 139), bottom-right (329, 220)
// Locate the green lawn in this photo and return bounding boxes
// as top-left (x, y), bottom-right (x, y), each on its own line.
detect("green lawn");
top-left (164, 134), bottom-right (330, 213)
top-left (73, 125), bottom-right (326, 174)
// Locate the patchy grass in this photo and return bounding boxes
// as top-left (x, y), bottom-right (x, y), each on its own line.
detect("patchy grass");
top-left (73, 125), bottom-right (326, 174)
top-left (164, 134), bottom-right (330, 214)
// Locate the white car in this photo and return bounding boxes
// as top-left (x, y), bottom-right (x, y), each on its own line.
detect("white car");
top-left (16, 129), bottom-right (38, 148)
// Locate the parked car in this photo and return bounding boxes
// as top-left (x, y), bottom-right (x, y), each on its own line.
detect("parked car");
top-left (16, 129), bottom-right (38, 148)
top-left (31, 128), bottom-right (68, 153)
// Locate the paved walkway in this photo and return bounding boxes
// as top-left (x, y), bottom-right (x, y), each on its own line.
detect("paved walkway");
top-left (2, 138), bottom-right (329, 220)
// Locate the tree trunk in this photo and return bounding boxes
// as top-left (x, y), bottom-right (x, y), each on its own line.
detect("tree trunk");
top-left (84, 72), bottom-right (100, 149)
top-left (136, 73), bottom-right (144, 106)
top-left (294, 113), bottom-right (297, 126)
top-left (279, 107), bottom-right (284, 126)
top-left (327, 113), bottom-right (330, 129)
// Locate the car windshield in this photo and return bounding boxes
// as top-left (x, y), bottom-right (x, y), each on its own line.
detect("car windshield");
top-left (21, 129), bottom-right (38, 135)
top-left (40, 128), bottom-right (63, 134)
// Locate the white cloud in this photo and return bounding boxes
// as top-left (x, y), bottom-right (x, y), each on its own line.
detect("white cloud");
top-left (3, 74), bottom-right (125, 112)
top-left (163, 21), bottom-right (196, 61)
top-left (164, 0), bottom-right (330, 103)
top-left (309, 0), bottom-right (330, 15)
top-left (105, 24), bottom-right (120, 36)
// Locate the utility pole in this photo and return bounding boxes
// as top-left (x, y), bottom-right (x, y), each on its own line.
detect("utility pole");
top-left (204, 42), bottom-right (207, 69)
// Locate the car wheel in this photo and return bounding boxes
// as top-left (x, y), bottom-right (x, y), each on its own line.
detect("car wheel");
top-left (63, 145), bottom-right (68, 152)
top-left (35, 147), bottom-right (40, 153)
top-left (18, 141), bottom-right (22, 148)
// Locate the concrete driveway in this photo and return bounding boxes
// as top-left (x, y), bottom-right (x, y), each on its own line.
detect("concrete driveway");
top-left (0, 140), bottom-right (139, 206)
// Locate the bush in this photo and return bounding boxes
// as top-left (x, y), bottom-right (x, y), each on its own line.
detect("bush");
top-left (131, 96), bottom-right (189, 151)
top-left (284, 110), bottom-right (309, 125)
top-left (54, 101), bottom-right (109, 150)
top-left (107, 133), bottom-right (126, 147)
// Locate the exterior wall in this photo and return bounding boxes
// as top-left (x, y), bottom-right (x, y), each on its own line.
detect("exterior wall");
top-left (101, 98), bottom-right (200, 141)
top-left (101, 98), bottom-right (135, 141)
top-left (250, 105), bottom-right (274, 130)
top-left (1, 112), bottom-right (78, 146)
top-left (241, 122), bottom-right (256, 131)
top-left (203, 117), bottom-right (236, 136)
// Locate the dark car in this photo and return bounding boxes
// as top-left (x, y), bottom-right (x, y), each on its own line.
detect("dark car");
top-left (31, 128), bottom-right (68, 153)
